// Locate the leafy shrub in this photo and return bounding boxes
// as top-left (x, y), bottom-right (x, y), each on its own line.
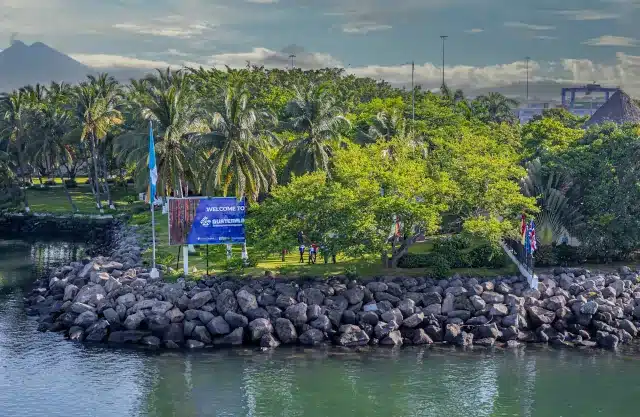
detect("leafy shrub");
top-left (64, 179), bottom-right (78, 188)
top-left (223, 256), bottom-right (245, 272)
top-left (430, 254), bottom-right (451, 278)
top-left (345, 265), bottom-right (359, 279)
top-left (469, 244), bottom-right (507, 268)
top-left (397, 253), bottom-right (430, 268)
top-left (534, 245), bottom-right (556, 267)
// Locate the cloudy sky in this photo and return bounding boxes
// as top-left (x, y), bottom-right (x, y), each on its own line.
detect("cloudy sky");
top-left (2, 0), bottom-right (640, 98)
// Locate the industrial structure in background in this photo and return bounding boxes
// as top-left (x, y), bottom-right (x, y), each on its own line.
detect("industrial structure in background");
top-left (516, 83), bottom-right (620, 124)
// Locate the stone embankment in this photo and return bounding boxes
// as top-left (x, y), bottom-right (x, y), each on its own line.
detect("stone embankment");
top-left (23, 225), bottom-right (640, 350)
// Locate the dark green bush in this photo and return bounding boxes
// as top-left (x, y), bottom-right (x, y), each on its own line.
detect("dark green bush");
top-left (64, 179), bottom-right (78, 188)
top-left (469, 244), bottom-right (507, 268)
top-left (430, 254), bottom-right (451, 278)
top-left (534, 245), bottom-right (556, 267)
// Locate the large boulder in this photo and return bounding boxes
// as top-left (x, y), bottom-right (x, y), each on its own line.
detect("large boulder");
top-left (215, 328), bottom-right (244, 346)
top-left (84, 319), bottom-right (109, 342)
top-left (236, 289), bottom-right (258, 313)
top-left (188, 291), bottom-right (213, 310)
top-left (206, 316), bottom-right (231, 336)
top-left (224, 311), bottom-right (249, 329)
top-left (310, 315), bottom-right (332, 332)
top-left (299, 328), bottom-right (324, 346)
top-left (526, 306), bottom-right (556, 327)
top-left (123, 311), bottom-right (145, 330)
top-left (337, 325), bottom-right (370, 347)
top-left (216, 289), bottom-right (238, 315)
top-left (74, 284), bottom-right (106, 305)
top-left (74, 310), bottom-right (98, 328)
top-left (275, 318), bottom-right (298, 343)
top-left (249, 318), bottom-right (273, 342)
top-left (285, 302), bottom-right (308, 326)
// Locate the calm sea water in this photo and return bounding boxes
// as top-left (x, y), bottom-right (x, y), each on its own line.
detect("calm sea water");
top-left (1, 238), bottom-right (640, 417)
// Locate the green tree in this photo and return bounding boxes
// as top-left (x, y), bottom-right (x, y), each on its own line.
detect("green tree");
top-left (281, 83), bottom-right (349, 180)
top-left (521, 117), bottom-right (583, 159)
top-left (200, 76), bottom-right (278, 201)
top-left (472, 92), bottom-right (518, 124)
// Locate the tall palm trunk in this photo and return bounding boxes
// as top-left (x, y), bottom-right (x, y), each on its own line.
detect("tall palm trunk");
top-left (16, 137), bottom-right (30, 212)
top-left (89, 131), bottom-right (103, 211)
top-left (61, 171), bottom-right (78, 213)
top-left (101, 153), bottom-right (114, 209)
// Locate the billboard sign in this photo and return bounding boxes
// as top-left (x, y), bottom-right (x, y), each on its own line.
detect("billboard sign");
top-left (168, 197), bottom-right (246, 245)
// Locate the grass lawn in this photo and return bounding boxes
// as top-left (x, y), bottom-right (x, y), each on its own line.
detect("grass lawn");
top-left (25, 185), bottom-right (137, 214)
top-left (30, 177), bottom-right (90, 185)
top-left (19, 186), bottom-right (519, 279)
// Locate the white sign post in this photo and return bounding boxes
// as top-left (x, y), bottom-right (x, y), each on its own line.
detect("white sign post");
top-left (183, 245), bottom-right (189, 276)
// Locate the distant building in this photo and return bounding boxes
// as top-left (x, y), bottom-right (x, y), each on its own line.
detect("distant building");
top-left (584, 90), bottom-right (640, 127)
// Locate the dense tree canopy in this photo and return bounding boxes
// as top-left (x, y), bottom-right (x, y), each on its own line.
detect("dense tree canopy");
top-left (1, 64), bottom-right (639, 266)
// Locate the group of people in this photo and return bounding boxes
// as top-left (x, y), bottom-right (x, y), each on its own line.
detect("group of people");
top-left (298, 243), bottom-right (319, 264)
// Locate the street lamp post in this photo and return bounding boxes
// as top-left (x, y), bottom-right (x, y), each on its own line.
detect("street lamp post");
top-left (525, 57), bottom-right (530, 103)
top-left (411, 61), bottom-right (415, 137)
top-left (289, 54), bottom-right (296, 69)
top-left (440, 35), bottom-right (448, 87)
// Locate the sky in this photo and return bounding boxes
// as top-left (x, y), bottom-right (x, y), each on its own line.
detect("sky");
top-left (2, 0), bottom-right (640, 98)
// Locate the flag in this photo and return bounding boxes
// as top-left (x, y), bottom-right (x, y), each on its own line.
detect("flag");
top-left (520, 214), bottom-right (527, 245)
top-left (529, 220), bottom-right (537, 253)
top-left (148, 120), bottom-right (157, 205)
top-left (524, 223), bottom-right (531, 256)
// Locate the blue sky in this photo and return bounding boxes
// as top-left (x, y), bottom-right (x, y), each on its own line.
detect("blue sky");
top-left (1, 0), bottom-right (640, 96)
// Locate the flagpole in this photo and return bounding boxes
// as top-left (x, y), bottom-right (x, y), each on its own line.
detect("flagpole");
top-left (149, 120), bottom-right (159, 279)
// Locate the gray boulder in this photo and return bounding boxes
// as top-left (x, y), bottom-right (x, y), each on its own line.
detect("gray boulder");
top-left (74, 284), bottom-right (106, 305)
top-left (249, 318), bottom-right (273, 342)
top-left (380, 330), bottom-right (403, 346)
top-left (224, 311), bottom-right (249, 329)
top-left (63, 285), bottom-right (79, 302)
top-left (206, 316), bottom-right (231, 336)
top-left (526, 306), bottom-right (556, 327)
top-left (189, 290), bottom-right (213, 310)
top-left (337, 325), bottom-right (370, 347)
top-left (236, 289), bottom-right (258, 313)
top-left (285, 302), bottom-right (308, 326)
top-left (260, 334), bottom-right (280, 349)
top-left (215, 327), bottom-right (244, 346)
top-left (299, 328), bottom-right (325, 346)
top-left (124, 311), bottom-right (145, 330)
top-left (412, 328), bottom-right (434, 345)
top-left (275, 318), bottom-right (298, 343)
top-left (74, 310), bottom-right (98, 328)
top-left (310, 315), bottom-right (332, 332)
top-left (216, 289), bottom-right (238, 314)
top-left (84, 319), bottom-right (109, 342)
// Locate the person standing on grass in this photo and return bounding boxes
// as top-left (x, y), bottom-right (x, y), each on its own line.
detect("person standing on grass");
top-left (299, 244), bottom-right (305, 263)
top-left (311, 243), bottom-right (319, 264)
top-left (308, 244), bottom-right (315, 264)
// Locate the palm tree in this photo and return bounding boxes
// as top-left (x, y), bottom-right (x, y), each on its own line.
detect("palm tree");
top-left (71, 79), bottom-right (123, 211)
top-left (28, 105), bottom-right (78, 212)
top-left (0, 90), bottom-right (32, 211)
top-left (521, 158), bottom-right (581, 246)
top-left (472, 92), bottom-right (519, 124)
top-left (116, 68), bottom-right (207, 198)
top-left (281, 83), bottom-right (349, 179)
top-left (363, 109), bottom-right (407, 143)
top-left (201, 77), bottom-right (278, 201)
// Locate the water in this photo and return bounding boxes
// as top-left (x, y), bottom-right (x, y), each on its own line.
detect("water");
top-left (1, 239), bottom-right (640, 417)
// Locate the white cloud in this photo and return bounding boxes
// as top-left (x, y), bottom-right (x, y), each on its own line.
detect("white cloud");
top-left (464, 28), bottom-right (484, 34)
top-left (112, 22), bottom-right (216, 39)
top-left (504, 21), bottom-right (555, 31)
top-left (246, 0), bottom-right (279, 3)
top-left (342, 21), bottom-right (392, 34)
top-left (71, 53), bottom-right (182, 69)
top-left (534, 35), bottom-right (558, 40)
top-left (583, 35), bottom-right (639, 46)
top-left (554, 9), bottom-right (620, 20)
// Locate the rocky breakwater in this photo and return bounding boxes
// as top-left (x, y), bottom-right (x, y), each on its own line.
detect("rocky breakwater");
top-left (24, 263), bottom-right (640, 350)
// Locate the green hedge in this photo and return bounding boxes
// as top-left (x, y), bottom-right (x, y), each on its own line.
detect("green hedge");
top-left (398, 235), bottom-right (507, 274)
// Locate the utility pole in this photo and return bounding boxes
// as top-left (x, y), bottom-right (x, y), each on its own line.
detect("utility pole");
top-left (440, 35), bottom-right (448, 88)
top-left (289, 54), bottom-right (296, 69)
top-left (411, 61), bottom-right (415, 138)
top-left (525, 56), bottom-right (530, 103)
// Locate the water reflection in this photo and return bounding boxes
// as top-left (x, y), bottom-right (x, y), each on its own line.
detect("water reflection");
top-left (1, 239), bottom-right (640, 417)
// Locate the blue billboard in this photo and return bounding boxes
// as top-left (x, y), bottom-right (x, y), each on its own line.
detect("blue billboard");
top-left (168, 197), bottom-right (246, 245)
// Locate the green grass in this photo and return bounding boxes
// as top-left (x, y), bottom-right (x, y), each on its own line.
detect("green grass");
top-left (18, 186), bottom-right (519, 279)
top-left (25, 185), bottom-right (137, 214)
top-left (30, 177), bottom-right (90, 185)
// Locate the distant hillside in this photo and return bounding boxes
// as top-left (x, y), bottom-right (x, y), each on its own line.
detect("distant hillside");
top-left (0, 40), bottom-right (97, 92)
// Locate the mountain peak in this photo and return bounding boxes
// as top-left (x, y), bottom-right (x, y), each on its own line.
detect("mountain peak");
top-left (9, 39), bottom-right (27, 48)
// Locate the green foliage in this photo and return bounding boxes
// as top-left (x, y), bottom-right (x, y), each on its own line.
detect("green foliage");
top-left (344, 265), bottom-right (359, 279)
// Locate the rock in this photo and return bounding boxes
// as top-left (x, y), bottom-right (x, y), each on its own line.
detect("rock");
top-left (104, 277), bottom-right (122, 293)
top-left (275, 318), bottom-right (298, 343)
top-left (495, 282), bottom-right (512, 295)
top-left (84, 319), bottom-right (109, 342)
top-left (193, 326), bottom-right (213, 344)
top-left (189, 290), bottom-right (213, 310)
top-left (130, 278), bottom-right (147, 289)
top-left (215, 327), bottom-right (244, 346)
top-left (124, 311), bottom-right (145, 330)
top-left (469, 295), bottom-right (486, 310)
top-left (216, 288), bottom-right (238, 316)
top-left (423, 292), bottom-right (442, 306)
top-left (412, 328), bottom-right (433, 345)
top-left (444, 324), bottom-right (461, 343)
top-left (116, 293), bottom-right (136, 308)
top-left (206, 316), bottom-right (231, 336)
top-left (337, 325), bottom-right (370, 347)
top-left (141, 335), bottom-right (161, 348)
top-left (185, 339), bottom-right (205, 349)
top-left (63, 285), bottom-right (78, 302)
top-left (366, 282), bottom-right (388, 293)
top-left (402, 313), bottom-right (424, 328)
top-left (398, 299), bottom-right (416, 317)
top-left (74, 284), bottom-right (106, 305)
top-left (161, 283), bottom-right (184, 304)
top-left (224, 311), bottom-right (249, 329)
top-left (580, 301), bottom-right (599, 315)
top-left (70, 302), bottom-right (95, 314)
top-left (249, 318), bottom-right (273, 342)
top-left (260, 334), bottom-right (280, 349)
top-left (481, 291), bottom-right (504, 304)
top-left (618, 319), bottom-right (638, 337)
top-left (344, 287), bottom-right (365, 304)
top-left (236, 289), bottom-right (258, 313)
top-left (166, 307), bottom-right (185, 323)
top-left (163, 323), bottom-right (185, 345)
top-left (299, 328), bottom-right (325, 346)
top-left (596, 331), bottom-right (619, 350)
top-left (359, 311), bottom-right (379, 326)
top-left (298, 288), bottom-right (325, 305)
top-left (74, 310), bottom-right (98, 328)
top-left (285, 302), bottom-right (308, 326)
top-left (488, 304), bottom-right (508, 317)
top-left (306, 304), bottom-right (322, 321)
top-left (526, 306), bottom-right (556, 327)
top-left (380, 330), bottom-right (403, 346)
top-left (441, 293), bottom-right (454, 314)
top-left (474, 338), bottom-right (495, 347)
top-left (103, 308), bottom-right (120, 324)
top-left (275, 295), bottom-right (296, 310)
top-left (423, 304), bottom-right (442, 315)
top-left (68, 326), bottom-right (84, 342)
top-left (425, 325), bottom-right (443, 342)
top-left (447, 310), bottom-right (471, 321)
top-left (454, 331), bottom-right (474, 347)
top-left (342, 310), bottom-right (357, 325)
top-left (310, 315), bottom-right (332, 332)
top-left (108, 330), bottom-right (149, 344)
top-left (476, 323), bottom-right (500, 340)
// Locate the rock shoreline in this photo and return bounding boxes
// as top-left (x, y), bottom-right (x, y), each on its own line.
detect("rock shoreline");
top-left (23, 224), bottom-right (640, 351)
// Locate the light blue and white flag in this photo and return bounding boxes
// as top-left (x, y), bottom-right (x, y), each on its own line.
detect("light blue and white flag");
top-left (148, 120), bottom-right (157, 204)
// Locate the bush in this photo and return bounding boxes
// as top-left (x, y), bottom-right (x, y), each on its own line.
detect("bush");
top-left (397, 253), bottom-right (430, 268)
top-left (534, 245), bottom-right (556, 267)
top-left (469, 244), bottom-right (507, 268)
top-left (345, 265), bottom-right (359, 279)
top-left (64, 179), bottom-right (78, 188)
top-left (430, 254), bottom-right (451, 278)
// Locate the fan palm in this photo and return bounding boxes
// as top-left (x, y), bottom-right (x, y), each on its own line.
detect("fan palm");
top-left (200, 78), bottom-right (278, 201)
top-left (473, 92), bottom-right (518, 124)
top-left (521, 158), bottom-right (581, 245)
top-left (281, 83), bottom-right (349, 179)
top-left (116, 68), bottom-right (207, 198)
